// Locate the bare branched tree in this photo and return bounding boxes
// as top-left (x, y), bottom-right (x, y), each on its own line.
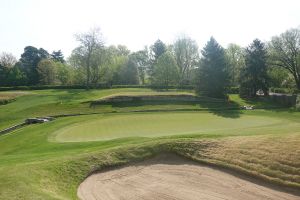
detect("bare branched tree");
top-left (0, 52), bottom-right (17, 68)
top-left (74, 27), bottom-right (104, 89)
top-left (268, 28), bottom-right (300, 89)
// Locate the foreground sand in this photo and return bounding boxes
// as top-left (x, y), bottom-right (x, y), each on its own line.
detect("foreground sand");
top-left (78, 154), bottom-right (300, 200)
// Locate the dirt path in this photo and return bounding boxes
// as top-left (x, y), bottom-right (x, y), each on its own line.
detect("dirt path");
top-left (78, 154), bottom-right (300, 200)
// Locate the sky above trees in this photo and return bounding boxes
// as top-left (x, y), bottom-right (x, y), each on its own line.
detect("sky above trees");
top-left (1, 0), bottom-right (299, 58)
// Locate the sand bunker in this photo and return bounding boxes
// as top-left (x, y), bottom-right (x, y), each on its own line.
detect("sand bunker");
top-left (78, 154), bottom-right (300, 200)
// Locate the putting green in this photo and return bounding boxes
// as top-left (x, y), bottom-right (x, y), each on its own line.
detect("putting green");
top-left (52, 112), bottom-right (282, 142)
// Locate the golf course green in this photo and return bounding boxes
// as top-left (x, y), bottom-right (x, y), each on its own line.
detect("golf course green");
top-left (53, 112), bottom-right (281, 142)
top-left (0, 88), bottom-right (299, 199)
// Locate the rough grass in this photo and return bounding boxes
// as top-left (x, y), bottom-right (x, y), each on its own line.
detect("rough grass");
top-left (0, 91), bottom-right (31, 105)
top-left (172, 133), bottom-right (300, 189)
top-left (0, 88), bottom-right (299, 199)
top-left (0, 91), bottom-right (31, 100)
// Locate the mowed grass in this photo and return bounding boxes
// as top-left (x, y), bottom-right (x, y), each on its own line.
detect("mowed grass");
top-left (53, 112), bottom-right (281, 142)
top-left (0, 88), bottom-right (192, 129)
top-left (0, 88), bottom-right (299, 199)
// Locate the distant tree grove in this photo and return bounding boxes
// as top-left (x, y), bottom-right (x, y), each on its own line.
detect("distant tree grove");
top-left (1, 27), bottom-right (300, 98)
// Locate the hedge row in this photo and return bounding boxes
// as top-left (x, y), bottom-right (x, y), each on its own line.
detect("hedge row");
top-left (269, 87), bottom-right (300, 94)
top-left (226, 87), bottom-right (239, 94)
top-left (0, 84), bottom-right (195, 91)
top-left (4, 85), bottom-right (292, 95)
top-left (0, 84), bottom-right (110, 91)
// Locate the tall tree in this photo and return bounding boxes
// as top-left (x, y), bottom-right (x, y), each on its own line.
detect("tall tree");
top-left (0, 63), bottom-right (8, 86)
top-left (51, 50), bottom-right (65, 63)
top-left (268, 28), bottom-right (300, 89)
top-left (74, 27), bottom-right (104, 89)
top-left (149, 40), bottom-right (167, 83)
top-left (153, 52), bottom-right (179, 87)
top-left (131, 47), bottom-right (150, 84)
top-left (196, 37), bottom-right (229, 98)
top-left (56, 62), bottom-right (73, 85)
top-left (173, 36), bottom-right (199, 85)
top-left (6, 65), bottom-right (27, 86)
top-left (225, 44), bottom-right (245, 86)
top-left (268, 66), bottom-right (295, 88)
top-left (151, 39), bottom-right (167, 60)
top-left (239, 39), bottom-right (269, 97)
top-left (0, 52), bottom-right (17, 68)
top-left (116, 45), bottom-right (130, 56)
top-left (0, 61), bottom-right (26, 86)
top-left (37, 59), bottom-right (57, 85)
top-left (19, 46), bottom-right (49, 85)
top-left (119, 56), bottom-right (139, 85)
top-left (0, 52), bottom-right (18, 86)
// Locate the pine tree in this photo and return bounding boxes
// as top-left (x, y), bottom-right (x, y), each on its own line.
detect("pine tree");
top-left (51, 50), bottom-right (65, 63)
top-left (196, 37), bottom-right (229, 98)
top-left (239, 39), bottom-right (269, 98)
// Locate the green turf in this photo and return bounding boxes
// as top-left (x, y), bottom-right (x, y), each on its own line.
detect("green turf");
top-left (0, 88), bottom-right (299, 199)
top-left (52, 112), bottom-right (281, 142)
top-left (0, 88), bottom-right (192, 129)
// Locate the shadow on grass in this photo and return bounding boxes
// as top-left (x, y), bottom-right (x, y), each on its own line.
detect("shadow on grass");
top-left (241, 96), bottom-right (283, 109)
top-left (201, 100), bottom-right (241, 118)
top-left (91, 100), bottom-right (242, 118)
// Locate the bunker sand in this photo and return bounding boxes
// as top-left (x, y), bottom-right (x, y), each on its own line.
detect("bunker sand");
top-left (78, 154), bottom-right (300, 200)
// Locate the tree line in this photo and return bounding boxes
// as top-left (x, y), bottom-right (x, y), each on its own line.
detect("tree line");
top-left (0, 27), bottom-right (300, 98)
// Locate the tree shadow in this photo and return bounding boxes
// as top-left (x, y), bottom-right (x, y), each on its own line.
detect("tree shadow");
top-left (196, 100), bottom-right (241, 118)
top-left (91, 99), bottom-right (241, 118)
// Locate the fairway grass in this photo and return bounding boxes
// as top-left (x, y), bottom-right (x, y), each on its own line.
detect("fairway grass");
top-left (53, 112), bottom-right (282, 142)
top-left (0, 88), bottom-right (299, 199)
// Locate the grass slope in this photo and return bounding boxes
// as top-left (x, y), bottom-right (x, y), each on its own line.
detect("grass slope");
top-left (0, 88), bottom-right (299, 199)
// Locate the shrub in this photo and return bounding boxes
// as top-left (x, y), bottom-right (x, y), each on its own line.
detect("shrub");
top-left (0, 84), bottom-right (195, 91)
top-left (227, 87), bottom-right (239, 94)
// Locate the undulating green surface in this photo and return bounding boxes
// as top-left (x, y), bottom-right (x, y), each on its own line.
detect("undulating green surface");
top-left (0, 88), bottom-right (299, 199)
top-left (0, 88), bottom-right (192, 129)
top-left (53, 112), bottom-right (281, 142)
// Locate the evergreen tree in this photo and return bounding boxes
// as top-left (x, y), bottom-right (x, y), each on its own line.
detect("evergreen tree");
top-left (119, 56), bottom-right (139, 85)
top-left (19, 46), bottom-right (49, 85)
top-left (149, 40), bottom-right (167, 83)
top-left (51, 50), bottom-right (65, 63)
top-left (196, 37), bottom-right (229, 98)
top-left (239, 39), bottom-right (269, 97)
top-left (151, 39), bottom-right (167, 60)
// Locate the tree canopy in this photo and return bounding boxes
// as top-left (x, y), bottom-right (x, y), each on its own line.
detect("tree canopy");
top-left (173, 36), bottom-right (199, 85)
top-left (239, 39), bottom-right (269, 97)
top-left (1, 26), bottom-right (300, 97)
top-left (196, 37), bottom-right (229, 98)
top-left (153, 52), bottom-right (179, 87)
top-left (269, 28), bottom-right (300, 89)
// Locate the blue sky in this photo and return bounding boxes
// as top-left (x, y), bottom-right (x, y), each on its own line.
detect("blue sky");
top-left (0, 0), bottom-right (299, 58)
